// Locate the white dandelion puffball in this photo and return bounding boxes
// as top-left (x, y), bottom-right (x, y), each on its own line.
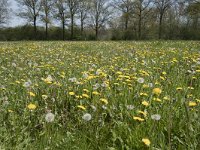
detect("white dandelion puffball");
top-left (137, 77), bottom-right (145, 83)
top-left (82, 113), bottom-right (92, 121)
top-left (45, 112), bottom-right (55, 123)
top-left (151, 114), bottom-right (161, 121)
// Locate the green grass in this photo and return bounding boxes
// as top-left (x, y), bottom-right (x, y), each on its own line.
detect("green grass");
top-left (0, 41), bottom-right (200, 150)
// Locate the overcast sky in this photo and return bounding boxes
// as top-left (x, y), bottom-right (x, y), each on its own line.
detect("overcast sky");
top-left (8, 0), bottom-right (24, 27)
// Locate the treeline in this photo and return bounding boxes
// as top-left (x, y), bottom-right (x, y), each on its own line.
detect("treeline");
top-left (0, 0), bottom-right (200, 41)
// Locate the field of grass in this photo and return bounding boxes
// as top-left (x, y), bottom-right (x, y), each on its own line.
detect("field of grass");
top-left (0, 41), bottom-right (200, 150)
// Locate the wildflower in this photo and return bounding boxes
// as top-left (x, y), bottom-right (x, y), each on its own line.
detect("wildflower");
top-left (153, 98), bottom-right (162, 102)
top-left (27, 103), bottom-right (37, 110)
top-left (188, 87), bottom-right (194, 90)
top-left (82, 113), bottom-right (92, 121)
top-left (92, 91), bottom-right (100, 95)
top-left (142, 101), bottom-right (149, 106)
top-left (77, 105), bottom-right (86, 110)
top-left (69, 92), bottom-right (75, 96)
top-left (83, 89), bottom-right (89, 93)
top-left (137, 77), bottom-right (145, 83)
top-left (148, 83), bottom-right (153, 87)
top-left (138, 110), bottom-right (147, 117)
top-left (23, 80), bottom-right (32, 88)
top-left (100, 98), bottom-right (108, 105)
top-left (45, 112), bottom-right (55, 123)
top-left (44, 75), bottom-right (53, 83)
top-left (68, 77), bottom-right (77, 83)
top-left (8, 109), bottom-right (14, 113)
top-left (176, 87), bottom-right (183, 91)
top-left (82, 93), bottom-right (89, 98)
top-left (42, 95), bottom-right (48, 100)
top-left (91, 105), bottom-right (97, 111)
top-left (29, 92), bottom-right (36, 97)
top-left (152, 88), bottom-right (162, 95)
top-left (151, 114), bottom-right (161, 121)
top-left (189, 101), bottom-right (197, 107)
top-left (142, 138), bottom-right (151, 146)
top-left (133, 116), bottom-right (145, 122)
top-left (126, 105), bottom-right (134, 110)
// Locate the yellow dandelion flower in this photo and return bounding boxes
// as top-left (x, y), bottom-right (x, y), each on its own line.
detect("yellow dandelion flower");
top-left (133, 116), bottom-right (145, 121)
top-left (42, 95), bottom-right (48, 100)
top-left (77, 105), bottom-right (86, 110)
top-left (153, 98), bottom-right (162, 102)
top-left (27, 103), bottom-right (37, 110)
top-left (138, 110), bottom-right (147, 117)
top-left (142, 138), bottom-right (151, 146)
top-left (176, 87), bottom-right (183, 91)
top-left (69, 92), bottom-right (75, 96)
top-left (83, 89), bottom-right (89, 93)
top-left (189, 101), bottom-right (197, 107)
top-left (92, 91), bottom-right (100, 95)
top-left (82, 93), bottom-right (89, 98)
top-left (152, 88), bottom-right (162, 95)
top-left (29, 92), bottom-right (36, 97)
top-left (142, 100), bottom-right (149, 106)
top-left (100, 98), bottom-right (108, 105)
top-left (8, 109), bottom-right (14, 113)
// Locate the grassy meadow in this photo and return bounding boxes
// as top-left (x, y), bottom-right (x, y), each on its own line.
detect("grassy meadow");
top-left (0, 41), bottom-right (200, 149)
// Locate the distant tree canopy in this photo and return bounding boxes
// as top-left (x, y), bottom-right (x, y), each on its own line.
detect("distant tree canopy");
top-left (0, 0), bottom-right (200, 41)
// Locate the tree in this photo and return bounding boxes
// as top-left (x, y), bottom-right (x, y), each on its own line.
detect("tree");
top-left (90, 0), bottom-right (112, 40)
top-left (66, 0), bottom-right (79, 39)
top-left (78, 0), bottom-right (90, 37)
top-left (154, 0), bottom-right (173, 39)
top-left (54, 0), bottom-right (68, 40)
top-left (0, 0), bottom-right (9, 26)
top-left (113, 0), bottom-right (134, 31)
top-left (41, 0), bottom-right (55, 40)
top-left (16, 0), bottom-right (42, 36)
top-left (133, 0), bottom-right (152, 39)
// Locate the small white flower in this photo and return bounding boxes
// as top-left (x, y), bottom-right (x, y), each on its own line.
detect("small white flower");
top-left (151, 114), bottom-right (161, 121)
top-left (148, 83), bottom-right (153, 87)
top-left (93, 83), bottom-right (100, 90)
top-left (82, 73), bottom-right (88, 79)
top-left (45, 112), bottom-right (55, 123)
top-left (91, 105), bottom-right (97, 111)
top-left (23, 80), bottom-right (32, 88)
top-left (12, 63), bottom-right (17, 67)
top-left (126, 105), bottom-right (134, 110)
top-left (82, 113), bottom-right (92, 121)
top-left (137, 77), bottom-right (145, 83)
top-left (68, 77), bottom-right (77, 83)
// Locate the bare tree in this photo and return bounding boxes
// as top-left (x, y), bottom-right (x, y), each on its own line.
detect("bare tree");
top-left (78, 0), bottom-right (90, 37)
top-left (133, 0), bottom-right (152, 39)
top-left (54, 0), bottom-right (68, 40)
top-left (41, 0), bottom-right (55, 39)
top-left (90, 0), bottom-right (112, 39)
top-left (66, 0), bottom-right (79, 39)
top-left (0, 0), bottom-right (9, 26)
top-left (113, 0), bottom-right (134, 31)
top-left (16, 0), bottom-right (42, 35)
top-left (154, 0), bottom-right (173, 39)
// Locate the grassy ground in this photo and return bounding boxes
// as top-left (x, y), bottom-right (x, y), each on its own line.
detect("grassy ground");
top-left (0, 41), bottom-right (200, 150)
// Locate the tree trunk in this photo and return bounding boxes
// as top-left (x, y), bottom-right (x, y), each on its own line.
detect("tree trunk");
top-left (71, 14), bottom-right (74, 40)
top-left (159, 13), bottom-right (163, 39)
top-left (125, 16), bottom-right (128, 30)
top-left (95, 25), bottom-right (98, 40)
top-left (34, 16), bottom-right (37, 39)
top-left (45, 22), bottom-right (48, 40)
top-left (62, 20), bottom-right (65, 41)
top-left (81, 12), bottom-right (84, 36)
top-left (138, 5), bottom-right (142, 40)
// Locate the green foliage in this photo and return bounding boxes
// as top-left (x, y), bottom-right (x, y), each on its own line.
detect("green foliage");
top-left (0, 41), bottom-right (200, 149)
